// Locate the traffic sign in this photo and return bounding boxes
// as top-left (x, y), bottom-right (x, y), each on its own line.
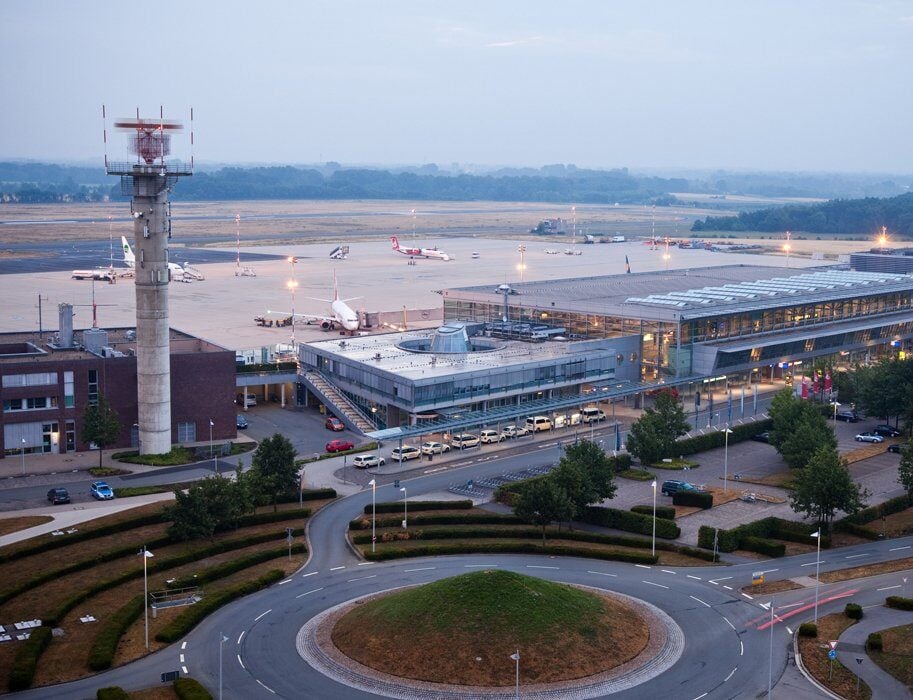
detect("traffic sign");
top-left (828, 640), bottom-right (838, 650)
top-left (828, 650), bottom-right (837, 660)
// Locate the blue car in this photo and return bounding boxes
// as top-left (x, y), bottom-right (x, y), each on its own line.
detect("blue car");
top-left (90, 481), bottom-right (115, 500)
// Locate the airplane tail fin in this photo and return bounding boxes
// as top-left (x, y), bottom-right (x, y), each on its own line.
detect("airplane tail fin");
top-left (391, 236), bottom-right (399, 251)
top-left (121, 236), bottom-right (135, 266)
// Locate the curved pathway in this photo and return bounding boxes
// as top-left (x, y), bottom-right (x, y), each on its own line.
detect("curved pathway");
top-left (837, 607), bottom-right (913, 698)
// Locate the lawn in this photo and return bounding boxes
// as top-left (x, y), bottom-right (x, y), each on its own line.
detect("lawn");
top-left (0, 516), bottom-right (52, 537)
top-left (818, 557), bottom-right (913, 584)
top-left (798, 613), bottom-right (871, 700)
top-left (870, 622), bottom-right (913, 693)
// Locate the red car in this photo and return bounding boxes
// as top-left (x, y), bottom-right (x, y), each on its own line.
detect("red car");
top-left (325, 416), bottom-right (345, 431)
top-left (325, 439), bottom-right (355, 453)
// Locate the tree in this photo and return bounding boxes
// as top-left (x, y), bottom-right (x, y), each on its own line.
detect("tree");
top-left (513, 478), bottom-right (574, 544)
top-left (769, 388), bottom-right (806, 450)
top-left (550, 459), bottom-right (596, 520)
top-left (549, 440), bottom-right (617, 519)
top-left (898, 439), bottom-right (913, 497)
top-left (626, 392), bottom-right (690, 465)
top-left (250, 434), bottom-right (298, 510)
top-left (80, 394), bottom-right (121, 468)
top-left (779, 413), bottom-right (838, 469)
top-left (164, 470), bottom-right (255, 540)
top-left (789, 446), bottom-right (869, 530)
top-left (856, 359), bottom-right (912, 427)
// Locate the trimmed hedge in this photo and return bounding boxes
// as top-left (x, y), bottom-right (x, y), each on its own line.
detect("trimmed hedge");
top-left (838, 521), bottom-right (880, 540)
top-left (631, 504), bottom-right (676, 520)
top-left (844, 603), bottom-right (863, 620)
top-left (7, 626), bottom-right (52, 691)
top-left (271, 487), bottom-right (338, 505)
top-left (366, 500), bottom-right (473, 515)
top-left (236, 510), bottom-right (311, 527)
top-left (675, 418), bottom-right (774, 456)
top-left (97, 689), bottom-right (131, 700)
top-left (798, 622), bottom-right (818, 638)
top-left (741, 536), bottom-right (786, 558)
top-left (363, 541), bottom-right (659, 565)
top-left (582, 505), bottom-right (681, 539)
top-left (174, 677), bottom-right (214, 700)
top-left (349, 513), bottom-right (522, 530)
top-left (698, 517), bottom-right (829, 555)
top-left (672, 490), bottom-right (713, 509)
top-left (157, 569), bottom-right (285, 643)
top-left (88, 595), bottom-right (145, 671)
top-left (886, 595), bottom-right (913, 611)
top-left (867, 632), bottom-right (883, 651)
top-left (838, 492), bottom-right (913, 531)
top-left (166, 543), bottom-right (304, 589)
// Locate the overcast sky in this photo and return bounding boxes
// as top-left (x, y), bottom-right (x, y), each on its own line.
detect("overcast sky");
top-left (2, 1), bottom-right (912, 172)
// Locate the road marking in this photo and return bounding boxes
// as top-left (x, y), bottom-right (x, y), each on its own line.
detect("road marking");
top-left (877, 585), bottom-right (901, 592)
top-left (182, 665), bottom-right (188, 675)
top-left (237, 654), bottom-right (245, 669)
top-left (256, 679), bottom-right (276, 694)
top-left (301, 571), bottom-right (318, 578)
top-left (423, 467), bottom-right (447, 474)
top-left (180, 654), bottom-right (185, 663)
top-left (845, 553), bottom-right (870, 559)
top-left (635, 564), bottom-right (652, 569)
top-left (465, 564), bottom-right (497, 568)
top-left (723, 617), bottom-right (736, 630)
top-left (759, 568), bottom-right (779, 574)
top-left (786, 626), bottom-right (793, 635)
top-left (357, 562), bottom-right (374, 566)
top-left (779, 602), bottom-right (803, 609)
top-left (692, 693), bottom-right (708, 700)
top-left (687, 575), bottom-right (702, 580)
top-left (347, 575), bottom-right (377, 582)
top-left (254, 609), bottom-right (271, 622)
top-left (237, 631), bottom-right (245, 645)
top-left (801, 560), bottom-right (825, 567)
top-left (725, 667), bottom-right (737, 682)
top-left (690, 595), bottom-right (712, 608)
top-left (527, 565), bottom-right (559, 570)
top-left (709, 576), bottom-right (733, 583)
top-left (643, 580), bottom-right (669, 589)
top-left (723, 585), bottom-right (732, 590)
top-left (710, 580), bottom-right (720, 585)
top-left (181, 642), bottom-right (187, 650)
top-left (661, 569), bottom-right (676, 574)
top-left (404, 567), bottom-right (436, 572)
top-left (278, 578), bottom-right (292, 585)
top-left (295, 587), bottom-right (324, 599)
top-left (587, 571), bottom-right (617, 577)
top-left (330, 566), bottom-right (346, 571)
top-left (740, 640), bottom-right (744, 656)
top-left (890, 546), bottom-right (911, 551)
top-left (742, 593), bottom-right (754, 600)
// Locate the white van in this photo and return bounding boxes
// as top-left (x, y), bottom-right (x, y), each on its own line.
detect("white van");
top-left (581, 407), bottom-right (606, 423)
top-left (611, 235), bottom-right (626, 243)
top-left (525, 416), bottom-right (553, 432)
top-left (553, 413), bottom-right (582, 428)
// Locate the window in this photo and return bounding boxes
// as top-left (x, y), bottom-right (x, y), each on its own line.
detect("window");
top-left (65, 420), bottom-right (76, 452)
top-left (2, 372), bottom-right (57, 388)
top-left (177, 422), bottom-right (196, 443)
top-left (64, 371), bottom-right (74, 408)
top-left (88, 369), bottom-right (99, 406)
top-left (3, 397), bottom-right (58, 412)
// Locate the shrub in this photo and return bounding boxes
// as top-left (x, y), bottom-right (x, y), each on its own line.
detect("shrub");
top-left (174, 677), bottom-right (214, 700)
top-left (866, 632), bottom-right (883, 651)
top-left (698, 525), bottom-right (740, 552)
top-left (697, 517), bottom-right (827, 554)
top-left (740, 536), bottom-right (786, 558)
top-left (838, 493), bottom-right (913, 527)
top-left (844, 603), bottom-right (863, 620)
top-left (97, 688), bottom-right (131, 700)
top-left (675, 418), bottom-right (773, 455)
top-left (672, 490), bottom-right (713, 509)
top-left (271, 488), bottom-right (337, 504)
top-left (366, 500), bottom-right (472, 514)
top-left (886, 595), bottom-right (913, 611)
top-left (581, 506), bottom-right (681, 539)
top-left (631, 504), bottom-right (676, 520)
top-left (618, 469), bottom-right (654, 481)
top-left (165, 544), bottom-right (304, 589)
top-left (363, 541), bottom-right (658, 565)
top-left (798, 622), bottom-right (818, 638)
top-left (88, 595), bottom-right (145, 670)
top-left (349, 513), bottom-right (522, 530)
top-left (8, 626), bottom-right (52, 691)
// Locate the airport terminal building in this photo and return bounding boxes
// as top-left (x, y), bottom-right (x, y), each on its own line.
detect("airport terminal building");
top-left (302, 265), bottom-right (913, 437)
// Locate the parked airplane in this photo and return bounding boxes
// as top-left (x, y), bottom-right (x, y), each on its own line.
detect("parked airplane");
top-left (267, 273), bottom-right (360, 332)
top-left (121, 237), bottom-right (205, 280)
top-left (391, 236), bottom-right (452, 261)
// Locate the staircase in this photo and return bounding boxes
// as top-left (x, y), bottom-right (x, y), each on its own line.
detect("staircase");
top-left (303, 371), bottom-right (375, 435)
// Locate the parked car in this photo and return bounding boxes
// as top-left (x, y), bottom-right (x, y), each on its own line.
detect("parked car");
top-left (236, 414), bottom-right (248, 429)
top-left (873, 424), bottom-right (901, 438)
top-left (581, 407), bottom-right (606, 423)
top-left (751, 431), bottom-right (771, 443)
top-left (501, 424), bottom-right (529, 439)
top-left (420, 441), bottom-right (451, 455)
top-left (888, 443), bottom-right (904, 454)
top-left (835, 410), bottom-right (859, 422)
top-left (553, 413), bottom-right (582, 428)
top-left (479, 429), bottom-right (503, 444)
top-left (325, 439), bottom-right (355, 453)
top-left (47, 487), bottom-right (70, 505)
top-left (235, 394), bottom-right (257, 407)
top-left (90, 481), bottom-right (115, 500)
top-left (451, 433), bottom-right (481, 448)
top-left (854, 432), bottom-right (884, 443)
top-left (391, 446), bottom-right (422, 461)
top-left (525, 416), bottom-right (552, 432)
top-left (353, 454), bottom-right (385, 468)
top-left (661, 480), bottom-right (699, 497)
top-left (325, 416), bottom-right (345, 432)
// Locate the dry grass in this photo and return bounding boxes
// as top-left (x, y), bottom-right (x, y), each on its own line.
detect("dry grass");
top-left (737, 470), bottom-right (795, 488)
top-left (129, 687), bottom-right (180, 700)
top-left (879, 508), bottom-right (913, 538)
top-left (870, 623), bottom-right (913, 693)
top-left (798, 613), bottom-right (871, 700)
top-left (818, 557), bottom-right (913, 584)
top-left (0, 515), bottom-right (53, 537)
top-left (740, 579), bottom-right (803, 595)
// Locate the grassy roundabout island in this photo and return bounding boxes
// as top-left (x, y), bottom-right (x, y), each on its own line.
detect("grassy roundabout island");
top-left (331, 570), bottom-right (649, 686)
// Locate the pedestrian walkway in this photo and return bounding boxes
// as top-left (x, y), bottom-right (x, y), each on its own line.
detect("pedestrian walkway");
top-left (838, 606), bottom-right (913, 699)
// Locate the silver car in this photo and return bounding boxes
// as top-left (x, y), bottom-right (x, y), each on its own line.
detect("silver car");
top-left (854, 432), bottom-right (884, 443)
top-left (352, 454), bottom-right (385, 468)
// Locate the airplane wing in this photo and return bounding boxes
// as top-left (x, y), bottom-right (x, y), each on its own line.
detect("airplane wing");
top-left (264, 309), bottom-right (335, 325)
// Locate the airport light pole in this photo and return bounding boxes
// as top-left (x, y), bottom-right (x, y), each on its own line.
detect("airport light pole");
top-left (510, 650), bottom-right (520, 698)
top-left (517, 244), bottom-right (526, 283)
top-left (287, 279), bottom-right (298, 348)
top-left (141, 546), bottom-right (154, 650)
top-left (722, 428), bottom-right (733, 493)
top-left (400, 486), bottom-right (408, 529)
top-left (20, 437), bottom-right (26, 476)
top-left (783, 231), bottom-right (791, 268)
top-left (812, 530), bottom-right (821, 623)
top-left (369, 479), bottom-right (377, 553)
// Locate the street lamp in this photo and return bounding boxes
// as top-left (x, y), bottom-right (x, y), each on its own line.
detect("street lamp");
top-left (722, 428), bottom-right (734, 494)
top-left (369, 479), bottom-right (377, 553)
top-left (812, 530), bottom-right (821, 623)
top-left (651, 479), bottom-right (657, 557)
top-left (141, 546), bottom-right (154, 649)
top-left (20, 437), bottom-right (26, 476)
top-left (510, 650), bottom-right (520, 698)
top-left (517, 244), bottom-right (526, 283)
top-left (219, 633), bottom-right (228, 700)
top-left (400, 486), bottom-right (408, 529)
top-left (286, 279), bottom-right (299, 348)
top-left (762, 601), bottom-right (782, 699)
top-left (209, 418), bottom-right (216, 473)
top-left (832, 401), bottom-right (841, 426)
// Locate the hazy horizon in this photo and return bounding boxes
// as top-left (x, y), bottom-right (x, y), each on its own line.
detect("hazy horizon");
top-left (2, 1), bottom-right (912, 172)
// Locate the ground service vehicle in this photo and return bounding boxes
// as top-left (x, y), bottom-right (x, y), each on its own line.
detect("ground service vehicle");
top-left (525, 416), bottom-right (552, 432)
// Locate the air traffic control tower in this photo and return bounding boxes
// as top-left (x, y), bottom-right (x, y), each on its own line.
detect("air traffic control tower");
top-left (106, 114), bottom-right (192, 454)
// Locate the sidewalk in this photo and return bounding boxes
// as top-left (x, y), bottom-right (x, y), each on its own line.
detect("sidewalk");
top-left (838, 606), bottom-right (913, 699)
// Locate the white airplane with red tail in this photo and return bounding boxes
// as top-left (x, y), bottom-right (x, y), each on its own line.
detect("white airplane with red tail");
top-left (391, 236), bottom-right (452, 261)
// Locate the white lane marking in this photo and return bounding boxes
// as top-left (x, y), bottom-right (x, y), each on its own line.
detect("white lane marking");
top-left (709, 576), bottom-right (733, 583)
top-left (759, 568), bottom-right (779, 574)
top-left (723, 617), bottom-right (736, 630)
top-left (710, 580), bottom-right (720, 585)
top-left (295, 587), bottom-right (324, 599)
top-left (779, 602), bottom-right (802, 610)
top-left (643, 580), bottom-right (669, 589)
top-left (742, 593), bottom-right (754, 600)
top-left (237, 654), bottom-right (245, 669)
top-left (661, 569), bottom-right (676, 574)
top-left (692, 693), bottom-right (708, 700)
top-left (181, 641), bottom-right (187, 650)
top-left (740, 640), bottom-right (744, 656)
top-left (256, 679), bottom-right (276, 694)
top-left (182, 665), bottom-right (188, 674)
top-left (237, 631), bottom-right (245, 645)
top-left (527, 565), bottom-right (559, 570)
top-left (877, 585), bottom-right (901, 591)
top-left (347, 575), bottom-right (377, 582)
top-left (330, 566), bottom-right (346, 571)
top-left (404, 567), bottom-right (436, 572)
top-left (465, 564), bottom-right (497, 568)
top-left (635, 564), bottom-right (652, 569)
top-left (801, 560), bottom-right (825, 567)
top-left (687, 574), bottom-right (702, 580)
top-left (723, 585), bottom-right (732, 590)
top-left (725, 667), bottom-right (737, 682)
top-left (301, 571), bottom-right (319, 578)
top-left (786, 626), bottom-right (793, 635)
top-left (587, 570), bottom-right (617, 577)
top-left (690, 595), bottom-right (712, 608)
top-left (278, 578), bottom-right (292, 585)
top-left (845, 553), bottom-right (869, 559)
top-left (890, 545), bottom-right (911, 551)
top-left (180, 654), bottom-right (185, 663)
top-left (358, 561), bottom-right (374, 566)
top-left (254, 609), bottom-right (271, 622)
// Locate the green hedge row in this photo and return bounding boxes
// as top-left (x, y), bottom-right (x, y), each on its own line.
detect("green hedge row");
top-left (88, 595), bottom-right (145, 671)
top-left (156, 570), bottom-right (285, 643)
top-left (7, 626), bottom-right (52, 691)
top-left (630, 504), bottom-right (676, 520)
top-left (166, 543), bottom-right (304, 589)
top-left (672, 491), bottom-right (713, 509)
top-left (838, 493), bottom-right (913, 527)
top-left (838, 521), bottom-right (881, 540)
top-left (349, 513), bottom-right (522, 530)
top-left (886, 596), bottom-right (913, 611)
top-left (365, 500), bottom-right (473, 514)
top-left (741, 536), bottom-right (786, 558)
top-left (675, 418), bottom-right (774, 455)
top-left (363, 541), bottom-right (658, 565)
top-left (698, 517), bottom-right (829, 555)
top-left (581, 506), bottom-right (681, 539)
top-left (235, 510), bottom-right (311, 527)
top-left (97, 688), bottom-right (131, 700)
top-left (174, 677), bottom-right (214, 700)
top-left (271, 488), bottom-right (338, 505)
